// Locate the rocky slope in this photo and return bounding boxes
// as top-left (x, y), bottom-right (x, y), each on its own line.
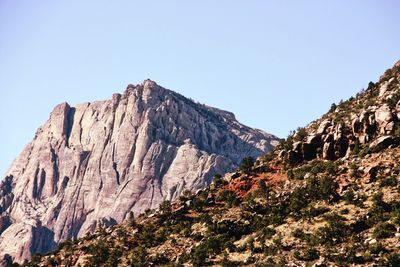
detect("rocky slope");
top-left (0, 80), bottom-right (279, 263)
top-left (22, 60), bottom-right (400, 267)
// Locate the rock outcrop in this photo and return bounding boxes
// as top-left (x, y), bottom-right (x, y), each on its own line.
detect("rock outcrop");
top-left (0, 80), bottom-right (279, 263)
top-left (281, 62), bottom-right (400, 165)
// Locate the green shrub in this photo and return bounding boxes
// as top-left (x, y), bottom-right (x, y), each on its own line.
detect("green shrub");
top-left (316, 214), bottom-right (348, 245)
top-left (213, 174), bottom-right (226, 187)
top-left (369, 242), bottom-right (386, 255)
top-left (217, 190), bottom-right (239, 208)
top-left (129, 245), bottom-right (149, 267)
top-left (379, 176), bottom-right (398, 187)
top-left (87, 240), bottom-right (112, 265)
top-left (373, 222), bottom-right (396, 239)
top-left (128, 211), bottom-right (136, 227)
top-left (384, 252), bottom-right (400, 267)
top-left (240, 157), bottom-right (254, 174)
top-left (294, 246), bottom-right (319, 261)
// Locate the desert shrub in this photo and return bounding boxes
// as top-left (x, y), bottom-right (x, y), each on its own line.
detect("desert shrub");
top-left (220, 251), bottom-right (238, 267)
top-left (86, 240), bottom-right (112, 266)
top-left (379, 176), bottom-right (398, 187)
top-left (129, 245), bottom-right (149, 267)
top-left (385, 91), bottom-right (400, 109)
top-left (190, 196), bottom-right (205, 212)
top-left (240, 157), bottom-right (254, 174)
top-left (46, 257), bottom-right (58, 267)
top-left (149, 254), bottom-right (170, 265)
top-left (294, 246), bottom-right (319, 261)
top-left (135, 224), bottom-right (162, 247)
top-left (128, 211), bottom-right (136, 227)
top-left (369, 242), bottom-right (387, 255)
top-left (58, 238), bottom-right (74, 252)
top-left (343, 188), bottom-right (356, 204)
top-left (179, 190), bottom-right (194, 202)
top-left (335, 243), bottom-right (365, 265)
top-left (329, 103), bottom-right (337, 113)
top-left (292, 228), bottom-right (306, 239)
top-left (306, 175), bottom-right (338, 202)
top-left (190, 234), bottom-right (231, 266)
top-left (288, 187), bottom-right (309, 217)
top-left (217, 190), bottom-right (240, 208)
top-left (159, 200), bottom-right (172, 214)
top-left (392, 208), bottom-right (400, 225)
top-left (383, 252), bottom-right (400, 267)
top-left (395, 123), bottom-right (400, 137)
top-left (302, 205), bottom-right (330, 219)
top-left (368, 191), bottom-right (391, 225)
top-left (294, 127), bottom-right (308, 142)
top-left (316, 213), bottom-right (348, 245)
top-left (213, 174), bottom-right (226, 187)
top-left (373, 222), bottom-right (396, 239)
top-left (258, 227), bottom-right (276, 246)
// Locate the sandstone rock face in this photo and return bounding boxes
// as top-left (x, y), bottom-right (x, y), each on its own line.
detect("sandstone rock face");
top-left (283, 62), bottom-right (400, 165)
top-left (0, 80), bottom-right (279, 263)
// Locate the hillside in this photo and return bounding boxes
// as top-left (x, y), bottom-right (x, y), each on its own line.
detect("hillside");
top-left (0, 80), bottom-right (279, 264)
top-left (11, 61), bottom-right (400, 267)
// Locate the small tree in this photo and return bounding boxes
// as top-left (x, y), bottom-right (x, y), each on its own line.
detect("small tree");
top-left (128, 211), bottom-right (136, 227)
top-left (352, 140), bottom-right (360, 155)
top-left (159, 200), bottom-right (172, 214)
top-left (258, 180), bottom-right (269, 199)
top-left (329, 103), bottom-right (337, 113)
top-left (241, 157), bottom-right (254, 175)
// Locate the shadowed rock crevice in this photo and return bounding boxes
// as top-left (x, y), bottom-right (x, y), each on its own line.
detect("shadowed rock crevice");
top-left (65, 107), bottom-right (75, 147)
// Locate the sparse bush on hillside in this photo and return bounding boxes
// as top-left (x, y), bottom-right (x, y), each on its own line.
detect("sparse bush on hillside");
top-left (128, 211), bottom-right (136, 227)
top-left (294, 246), bottom-right (319, 261)
top-left (329, 103), bottom-right (337, 113)
top-left (379, 176), bottom-right (398, 187)
top-left (294, 127), bottom-right (308, 142)
top-left (240, 157), bottom-right (254, 174)
top-left (373, 222), bottom-right (396, 239)
top-left (213, 174), bottom-right (226, 187)
top-left (316, 213), bottom-right (348, 245)
top-left (383, 252), bottom-right (400, 267)
top-left (217, 190), bottom-right (240, 208)
top-left (129, 245), bottom-right (149, 267)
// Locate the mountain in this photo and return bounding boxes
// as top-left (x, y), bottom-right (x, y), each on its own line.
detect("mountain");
top-left (21, 60), bottom-right (400, 267)
top-left (0, 80), bottom-right (279, 263)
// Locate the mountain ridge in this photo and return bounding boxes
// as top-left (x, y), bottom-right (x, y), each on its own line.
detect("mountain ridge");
top-left (0, 80), bottom-right (279, 263)
top-left (18, 60), bottom-right (400, 267)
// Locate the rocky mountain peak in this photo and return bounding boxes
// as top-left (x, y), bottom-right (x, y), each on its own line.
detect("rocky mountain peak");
top-left (0, 81), bottom-right (279, 263)
top-left (21, 61), bottom-right (400, 267)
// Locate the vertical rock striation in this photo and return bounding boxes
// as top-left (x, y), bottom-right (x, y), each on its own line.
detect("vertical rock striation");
top-left (0, 80), bottom-right (279, 262)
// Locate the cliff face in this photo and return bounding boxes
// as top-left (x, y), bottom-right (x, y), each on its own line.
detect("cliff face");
top-left (0, 80), bottom-right (279, 262)
top-left (21, 61), bottom-right (400, 267)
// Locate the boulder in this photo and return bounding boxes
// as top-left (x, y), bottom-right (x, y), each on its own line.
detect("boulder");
top-left (323, 142), bottom-right (335, 160)
top-left (307, 134), bottom-right (322, 147)
top-left (375, 105), bottom-right (395, 134)
top-left (334, 134), bottom-right (349, 157)
top-left (379, 81), bottom-right (389, 97)
top-left (317, 119), bottom-right (332, 134)
top-left (352, 117), bottom-right (362, 134)
top-left (369, 136), bottom-right (395, 152)
top-left (302, 143), bottom-right (317, 161)
top-left (287, 150), bottom-right (302, 165)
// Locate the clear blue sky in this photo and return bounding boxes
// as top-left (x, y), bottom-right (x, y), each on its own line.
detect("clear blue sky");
top-left (0, 1), bottom-right (399, 176)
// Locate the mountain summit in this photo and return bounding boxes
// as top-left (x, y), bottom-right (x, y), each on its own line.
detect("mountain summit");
top-left (0, 81), bottom-right (279, 262)
top-left (20, 61), bottom-right (400, 267)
